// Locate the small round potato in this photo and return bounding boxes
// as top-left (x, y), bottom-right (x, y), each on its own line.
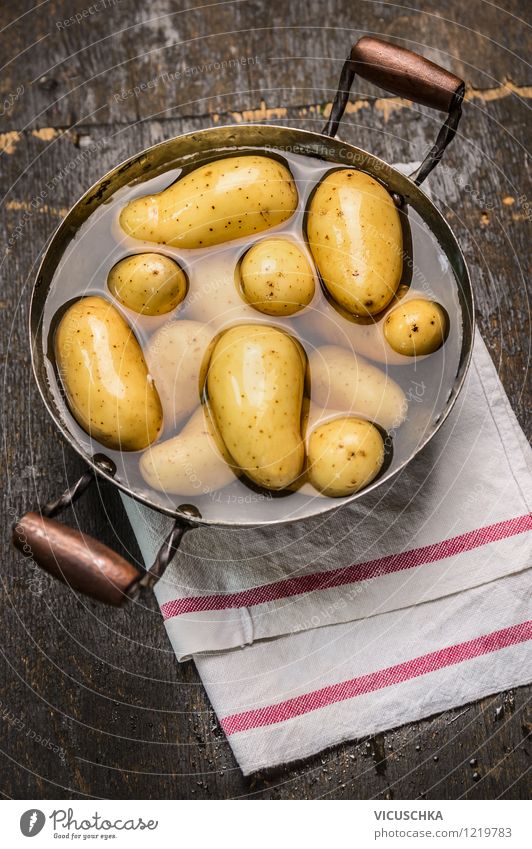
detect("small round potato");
top-left (240, 238), bottom-right (315, 316)
top-left (383, 298), bottom-right (448, 356)
top-left (307, 417), bottom-right (384, 497)
top-left (107, 253), bottom-right (187, 315)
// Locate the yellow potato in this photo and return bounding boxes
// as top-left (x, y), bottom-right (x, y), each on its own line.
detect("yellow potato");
top-left (55, 296), bottom-right (162, 450)
top-left (307, 169), bottom-right (402, 316)
top-left (287, 401), bottom-right (367, 494)
top-left (308, 345), bottom-right (407, 431)
top-left (120, 155), bottom-right (298, 248)
top-left (207, 324), bottom-right (305, 489)
top-left (140, 405), bottom-right (237, 495)
top-left (307, 417), bottom-right (385, 497)
top-left (146, 320), bottom-right (214, 431)
top-left (107, 253), bottom-right (187, 315)
top-left (240, 238), bottom-right (315, 316)
top-left (384, 298), bottom-right (448, 356)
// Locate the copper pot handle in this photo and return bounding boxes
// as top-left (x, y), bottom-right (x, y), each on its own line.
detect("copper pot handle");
top-left (350, 36), bottom-right (463, 113)
top-left (323, 36), bottom-right (465, 184)
top-left (13, 511), bottom-right (141, 605)
top-left (12, 455), bottom-right (200, 606)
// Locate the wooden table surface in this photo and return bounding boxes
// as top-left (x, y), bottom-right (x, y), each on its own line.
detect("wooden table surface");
top-left (1, 0), bottom-right (530, 799)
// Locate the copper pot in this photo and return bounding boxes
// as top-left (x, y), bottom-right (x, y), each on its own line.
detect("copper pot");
top-left (13, 38), bottom-right (472, 605)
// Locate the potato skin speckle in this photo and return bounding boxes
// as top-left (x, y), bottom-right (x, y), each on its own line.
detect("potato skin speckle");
top-left (240, 238), bottom-right (315, 316)
top-left (384, 298), bottom-right (448, 356)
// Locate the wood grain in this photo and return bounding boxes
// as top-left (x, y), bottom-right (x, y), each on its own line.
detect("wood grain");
top-left (0, 0), bottom-right (529, 799)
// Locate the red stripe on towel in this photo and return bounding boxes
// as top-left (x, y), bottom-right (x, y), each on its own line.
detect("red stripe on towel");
top-left (161, 514), bottom-right (532, 619)
top-left (220, 620), bottom-right (532, 735)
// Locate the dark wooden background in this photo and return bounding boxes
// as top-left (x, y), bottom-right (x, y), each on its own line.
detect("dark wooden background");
top-left (1, 0), bottom-right (530, 799)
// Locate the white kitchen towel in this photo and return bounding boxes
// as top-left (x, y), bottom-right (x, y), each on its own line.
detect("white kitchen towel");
top-left (121, 332), bottom-right (531, 773)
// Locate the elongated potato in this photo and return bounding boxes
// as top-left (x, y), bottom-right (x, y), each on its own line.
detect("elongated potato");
top-left (307, 417), bottom-right (385, 497)
top-left (55, 296), bottom-right (162, 450)
top-left (307, 169), bottom-right (402, 316)
top-left (308, 345), bottom-right (407, 430)
top-left (140, 405), bottom-right (237, 495)
top-left (207, 324), bottom-right (305, 489)
top-left (384, 298), bottom-right (448, 356)
top-left (107, 253), bottom-right (187, 315)
top-left (240, 238), bottom-right (315, 316)
top-left (146, 320), bottom-right (214, 431)
top-left (120, 155), bottom-right (298, 249)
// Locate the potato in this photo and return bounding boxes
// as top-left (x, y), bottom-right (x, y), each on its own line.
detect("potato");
top-left (140, 405), bottom-right (237, 495)
top-left (55, 296), bottom-right (162, 450)
top-left (286, 401), bottom-right (365, 494)
top-left (207, 324), bottom-right (305, 489)
top-left (307, 417), bottom-right (384, 497)
top-left (383, 298), bottom-right (448, 356)
top-left (308, 345), bottom-right (407, 430)
top-left (107, 253), bottom-right (187, 315)
top-left (307, 169), bottom-right (402, 316)
top-left (146, 320), bottom-right (214, 431)
top-left (240, 238), bottom-right (315, 316)
top-left (120, 155), bottom-right (298, 249)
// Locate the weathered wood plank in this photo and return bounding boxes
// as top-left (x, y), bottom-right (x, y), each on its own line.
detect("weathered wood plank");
top-left (0, 0), bottom-right (530, 130)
